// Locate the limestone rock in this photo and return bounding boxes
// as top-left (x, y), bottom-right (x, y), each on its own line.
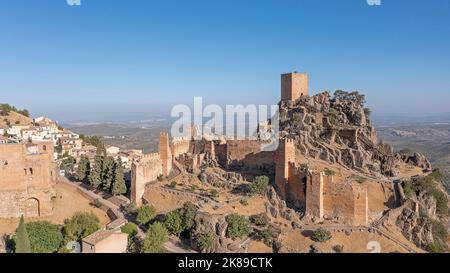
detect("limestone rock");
top-left (396, 207), bottom-right (434, 248)
top-left (402, 153), bottom-right (432, 172)
top-left (279, 90), bottom-right (406, 178)
top-left (191, 212), bottom-right (249, 253)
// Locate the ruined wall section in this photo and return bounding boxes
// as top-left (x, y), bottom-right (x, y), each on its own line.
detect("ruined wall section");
top-left (352, 183), bottom-right (369, 226)
top-left (275, 139), bottom-right (295, 199)
top-left (304, 171), bottom-right (368, 225)
top-left (305, 172), bottom-right (324, 220)
top-left (159, 132), bottom-right (172, 176)
top-left (172, 138), bottom-right (191, 159)
top-left (131, 153), bottom-right (162, 207)
top-left (286, 162), bottom-right (307, 209)
top-left (0, 142), bottom-right (57, 218)
top-left (217, 140), bottom-right (275, 172)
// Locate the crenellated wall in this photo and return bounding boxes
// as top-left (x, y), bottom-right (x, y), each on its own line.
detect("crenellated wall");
top-left (172, 138), bottom-right (191, 159)
top-left (281, 72), bottom-right (309, 101)
top-left (275, 139), bottom-right (296, 199)
top-left (131, 153), bottom-right (163, 207)
top-left (159, 132), bottom-right (172, 176)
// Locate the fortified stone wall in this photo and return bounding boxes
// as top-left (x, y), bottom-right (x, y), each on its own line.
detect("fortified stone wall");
top-left (159, 132), bottom-right (172, 176)
top-left (0, 142), bottom-right (57, 218)
top-left (216, 140), bottom-right (275, 172)
top-left (305, 172), bottom-right (368, 225)
top-left (286, 162), bottom-right (307, 209)
top-left (172, 138), bottom-right (191, 159)
top-left (131, 153), bottom-right (162, 207)
top-left (275, 139), bottom-right (296, 199)
top-left (305, 172), bottom-right (324, 220)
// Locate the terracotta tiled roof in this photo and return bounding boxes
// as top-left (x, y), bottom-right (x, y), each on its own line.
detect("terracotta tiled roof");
top-left (82, 229), bottom-right (117, 245)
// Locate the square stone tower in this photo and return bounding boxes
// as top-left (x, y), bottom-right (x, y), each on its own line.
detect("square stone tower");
top-left (159, 132), bottom-right (172, 176)
top-left (275, 138), bottom-right (296, 199)
top-left (281, 72), bottom-right (308, 101)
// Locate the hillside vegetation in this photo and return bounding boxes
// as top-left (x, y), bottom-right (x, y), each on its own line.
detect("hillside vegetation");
top-left (0, 104), bottom-right (32, 126)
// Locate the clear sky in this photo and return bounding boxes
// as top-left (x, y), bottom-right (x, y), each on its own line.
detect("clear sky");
top-left (1, 0), bottom-right (449, 123)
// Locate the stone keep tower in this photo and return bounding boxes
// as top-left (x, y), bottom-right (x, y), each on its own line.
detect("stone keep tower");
top-left (275, 138), bottom-right (296, 199)
top-left (159, 132), bottom-right (172, 176)
top-left (281, 72), bottom-right (308, 101)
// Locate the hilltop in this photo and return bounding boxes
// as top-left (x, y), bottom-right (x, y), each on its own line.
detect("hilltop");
top-left (0, 104), bottom-right (32, 127)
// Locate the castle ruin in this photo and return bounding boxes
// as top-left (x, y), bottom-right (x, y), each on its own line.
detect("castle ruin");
top-left (131, 72), bottom-right (369, 226)
top-left (0, 142), bottom-right (57, 218)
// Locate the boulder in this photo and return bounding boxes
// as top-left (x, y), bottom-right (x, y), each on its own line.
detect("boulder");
top-left (396, 207), bottom-right (434, 248)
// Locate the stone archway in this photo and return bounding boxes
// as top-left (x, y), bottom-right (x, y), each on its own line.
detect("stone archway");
top-left (24, 198), bottom-right (40, 217)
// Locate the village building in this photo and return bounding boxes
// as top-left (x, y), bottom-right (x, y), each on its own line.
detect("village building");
top-left (81, 229), bottom-right (128, 253)
top-left (106, 146), bottom-right (121, 156)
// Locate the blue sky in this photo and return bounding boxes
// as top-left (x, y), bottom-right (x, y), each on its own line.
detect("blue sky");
top-left (0, 0), bottom-right (449, 122)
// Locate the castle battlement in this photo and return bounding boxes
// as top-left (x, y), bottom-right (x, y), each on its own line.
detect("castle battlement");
top-left (281, 72), bottom-right (309, 102)
top-left (139, 153), bottom-right (161, 163)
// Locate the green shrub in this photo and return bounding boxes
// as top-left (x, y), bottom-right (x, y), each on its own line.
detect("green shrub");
top-left (180, 202), bottom-right (198, 231)
top-left (324, 168), bottom-right (336, 176)
top-left (258, 229), bottom-right (273, 247)
top-left (402, 181), bottom-right (414, 198)
top-left (164, 210), bottom-right (184, 236)
top-left (431, 220), bottom-right (448, 241)
top-left (141, 222), bottom-right (168, 253)
top-left (17, 221), bottom-right (63, 253)
top-left (225, 214), bottom-right (252, 240)
top-left (249, 176), bottom-right (269, 196)
top-left (333, 245), bottom-right (344, 253)
top-left (136, 205), bottom-right (157, 226)
top-left (209, 189), bottom-right (219, 198)
top-left (311, 228), bottom-right (332, 242)
top-left (169, 181), bottom-right (177, 189)
top-left (250, 213), bottom-right (269, 227)
top-left (429, 188), bottom-right (449, 215)
top-left (240, 198), bottom-right (249, 206)
top-left (328, 108), bottom-right (339, 125)
top-left (196, 233), bottom-right (215, 252)
top-left (121, 223), bottom-right (138, 238)
top-left (426, 241), bottom-right (447, 253)
top-left (63, 212), bottom-right (100, 241)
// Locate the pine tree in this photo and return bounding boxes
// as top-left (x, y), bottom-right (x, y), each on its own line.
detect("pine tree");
top-left (112, 158), bottom-right (127, 196)
top-left (88, 155), bottom-right (103, 189)
top-left (15, 215), bottom-right (31, 253)
top-left (102, 156), bottom-right (115, 191)
top-left (75, 155), bottom-right (90, 182)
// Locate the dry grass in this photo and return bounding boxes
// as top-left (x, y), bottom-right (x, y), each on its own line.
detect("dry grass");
top-left (0, 182), bottom-right (110, 235)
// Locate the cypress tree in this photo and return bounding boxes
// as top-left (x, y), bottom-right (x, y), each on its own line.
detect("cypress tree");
top-left (75, 155), bottom-right (90, 182)
top-left (88, 155), bottom-right (103, 189)
top-left (112, 158), bottom-right (127, 196)
top-left (102, 156), bottom-right (115, 191)
top-left (15, 215), bottom-right (31, 253)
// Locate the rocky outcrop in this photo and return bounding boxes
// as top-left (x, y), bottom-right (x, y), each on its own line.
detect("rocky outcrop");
top-left (401, 153), bottom-right (432, 173)
top-left (199, 170), bottom-right (244, 190)
top-left (190, 212), bottom-right (249, 253)
top-left (418, 194), bottom-right (437, 220)
top-left (396, 207), bottom-right (434, 248)
top-left (265, 187), bottom-right (299, 221)
top-left (279, 91), bottom-right (407, 177)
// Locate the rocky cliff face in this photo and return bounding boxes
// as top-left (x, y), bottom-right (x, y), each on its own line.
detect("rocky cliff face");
top-left (396, 207), bottom-right (434, 248)
top-left (279, 91), bottom-right (431, 177)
